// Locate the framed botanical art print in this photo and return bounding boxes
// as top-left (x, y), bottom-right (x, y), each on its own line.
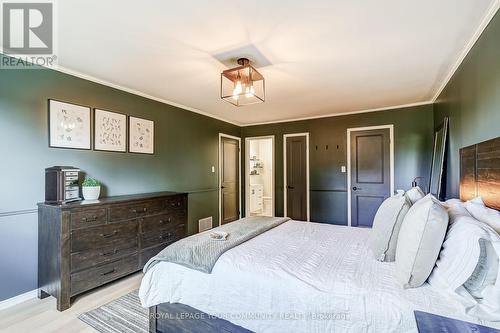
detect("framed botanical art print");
top-left (48, 99), bottom-right (91, 149)
top-left (129, 116), bottom-right (154, 154)
top-left (94, 109), bottom-right (127, 152)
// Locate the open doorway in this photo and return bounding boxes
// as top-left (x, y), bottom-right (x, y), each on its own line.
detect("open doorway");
top-left (245, 136), bottom-right (275, 217)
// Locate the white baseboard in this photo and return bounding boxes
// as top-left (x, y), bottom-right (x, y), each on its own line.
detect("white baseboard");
top-left (0, 289), bottom-right (38, 311)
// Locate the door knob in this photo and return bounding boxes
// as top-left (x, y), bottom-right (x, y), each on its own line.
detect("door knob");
top-left (221, 186), bottom-right (226, 189)
top-left (287, 185), bottom-right (294, 189)
top-left (352, 186), bottom-right (361, 191)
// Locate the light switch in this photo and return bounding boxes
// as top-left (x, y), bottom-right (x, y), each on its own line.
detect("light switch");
top-left (211, 166), bottom-right (215, 173)
top-left (341, 166), bottom-right (346, 173)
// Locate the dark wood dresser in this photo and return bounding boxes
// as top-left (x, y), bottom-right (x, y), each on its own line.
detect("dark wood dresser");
top-left (37, 191), bottom-right (188, 311)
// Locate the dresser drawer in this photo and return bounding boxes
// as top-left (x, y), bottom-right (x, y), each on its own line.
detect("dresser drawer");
top-left (109, 200), bottom-right (164, 222)
top-left (71, 243), bottom-right (138, 272)
top-left (164, 195), bottom-right (186, 212)
top-left (71, 221), bottom-right (138, 253)
top-left (140, 224), bottom-right (185, 249)
top-left (70, 208), bottom-right (107, 229)
top-left (140, 212), bottom-right (185, 234)
top-left (140, 243), bottom-right (170, 267)
top-left (70, 255), bottom-right (138, 296)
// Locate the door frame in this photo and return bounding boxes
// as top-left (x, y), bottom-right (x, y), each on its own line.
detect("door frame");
top-left (218, 133), bottom-right (242, 226)
top-left (245, 135), bottom-right (276, 217)
top-left (346, 125), bottom-right (394, 227)
top-left (283, 133), bottom-right (310, 222)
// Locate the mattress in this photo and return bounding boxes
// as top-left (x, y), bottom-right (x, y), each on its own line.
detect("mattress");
top-left (139, 221), bottom-right (500, 333)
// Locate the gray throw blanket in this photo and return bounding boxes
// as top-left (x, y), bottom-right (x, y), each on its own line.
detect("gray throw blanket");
top-left (143, 216), bottom-right (290, 273)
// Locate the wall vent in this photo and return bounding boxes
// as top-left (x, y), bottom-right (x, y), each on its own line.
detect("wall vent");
top-left (198, 217), bottom-right (213, 232)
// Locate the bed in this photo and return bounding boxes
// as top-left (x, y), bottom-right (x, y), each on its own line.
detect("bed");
top-left (140, 136), bottom-right (500, 332)
top-left (140, 220), bottom-right (499, 332)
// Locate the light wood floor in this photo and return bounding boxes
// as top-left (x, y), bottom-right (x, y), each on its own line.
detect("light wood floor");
top-left (0, 272), bottom-right (142, 333)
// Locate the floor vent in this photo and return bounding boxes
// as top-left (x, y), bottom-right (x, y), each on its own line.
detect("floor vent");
top-left (198, 217), bottom-right (213, 232)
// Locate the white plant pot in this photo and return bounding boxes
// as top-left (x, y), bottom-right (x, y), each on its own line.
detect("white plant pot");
top-left (82, 186), bottom-right (101, 201)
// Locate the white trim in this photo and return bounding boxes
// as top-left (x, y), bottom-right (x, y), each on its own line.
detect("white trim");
top-left (2, 0), bottom-right (499, 129)
top-left (0, 49), bottom-right (242, 127)
top-left (54, 66), bottom-right (242, 126)
top-left (241, 102), bottom-right (432, 127)
top-left (244, 136), bottom-right (276, 217)
top-left (283, 133), bottom-right (310, 222)
top-left (218, 133), bottom-right (242, 226)
top-left (347, 125), bottom-right (394, 227)
top-left (432, 0), bottom-right (500, 102)
top-left (0, 51), bottom-right (432, 127)
top-left (0, 289), bottom-right (37, 311)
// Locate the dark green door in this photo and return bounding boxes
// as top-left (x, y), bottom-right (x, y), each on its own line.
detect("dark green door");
top-left (285, 135), bottom-right (307, 221)
top-left (350, 128), bottom-right (391, 227)
top-left (221, 136), bottom-right (240, 224)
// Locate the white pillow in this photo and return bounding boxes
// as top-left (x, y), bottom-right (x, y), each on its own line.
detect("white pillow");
top-left (428, 214), bottom-right (500, 321)
top-left (465, 197), bottom-right (500, 234)
top-left (395, 194), bottom-right (449, 288)
top-left (369, 192), bottom-right (412, 262)
top-left (429, 215), bottom-right (496, 291)
top-left (404, 186), bottom-right (425, 205)
top-left (444, 199), bottom-right (472, 223)
top-left (464, 238), bottom-right (499, 298)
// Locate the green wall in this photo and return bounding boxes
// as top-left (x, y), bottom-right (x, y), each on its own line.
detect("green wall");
top-left (434, 11), bottom-right (500, 199)
top-left (6, 8), bottom-right (500, 299)
top-left (241, 104), bottom-right (435, 223)
top-left (0, 55), bottom-right (239, 301)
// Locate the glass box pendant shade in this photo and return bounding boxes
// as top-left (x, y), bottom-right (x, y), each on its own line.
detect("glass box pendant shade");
top-left (221, 58), bottom-right (265, 106)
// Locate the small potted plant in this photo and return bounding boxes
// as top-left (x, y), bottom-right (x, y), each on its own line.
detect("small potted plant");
top-left (82, 177), bottom-right (101, 201)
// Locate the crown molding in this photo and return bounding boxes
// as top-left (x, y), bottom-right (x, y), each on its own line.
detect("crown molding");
top-left (53, 65), bottom-right (243, 126)
top-left (432, 0), bottom-right (500, 102)
top-left (2, 1), bottom-right (498, 127)
top-left (240, 101), bottom-right (433, 127)
top-left (0, 49), bottom-right (242, 126)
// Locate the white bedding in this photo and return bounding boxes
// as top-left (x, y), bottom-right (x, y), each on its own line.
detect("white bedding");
top-left (139, 221), bottom-right (500, 332)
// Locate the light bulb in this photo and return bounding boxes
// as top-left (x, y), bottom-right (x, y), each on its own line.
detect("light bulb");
top-left (245, 84), bottom-right (254, 98)
top-left (234, 81), bottom-right (242, 94)
top-left (245, 87), bottom-right (251, 98)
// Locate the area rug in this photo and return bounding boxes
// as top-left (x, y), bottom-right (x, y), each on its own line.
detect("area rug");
top-left (78, 290), bottom-right (148, 333)
top-left (79, 290), bottom-right (252, 333)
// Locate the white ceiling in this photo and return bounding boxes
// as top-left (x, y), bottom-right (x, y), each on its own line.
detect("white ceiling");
top-left (56, 0), bottom-right (499, 125)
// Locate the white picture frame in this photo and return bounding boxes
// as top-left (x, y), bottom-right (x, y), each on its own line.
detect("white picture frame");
top-left (94, 109), bottom-right (127, 152)
top-left (129, 116), bottom-right (154, 154)
top-left (49, 99), bottom-right (91, 150)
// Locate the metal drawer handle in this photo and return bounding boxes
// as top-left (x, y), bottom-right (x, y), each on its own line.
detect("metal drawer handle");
top-left (100, 249), bottom-right (118, 256)
top-left (159, 218), bottom-right (172, 224)
top-left (159, 233), bottom-right (172, 240)
top-left (131, 207), bottom-right (147, 214)
top-left (100, 231), bottom-right (117, 238)
top-left (101, 269), bottom-right (116, 276)
top-left (178, 224), bottom-right (185, 228)
top-left (82, 216), bottom-right (98, 222)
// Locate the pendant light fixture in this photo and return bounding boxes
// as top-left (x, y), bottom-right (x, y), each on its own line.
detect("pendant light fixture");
top-left (221, 58), bottom-right (265, 106)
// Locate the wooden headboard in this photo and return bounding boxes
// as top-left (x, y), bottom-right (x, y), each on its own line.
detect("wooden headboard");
top-left (460, 136), bottom-right (500, 210)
